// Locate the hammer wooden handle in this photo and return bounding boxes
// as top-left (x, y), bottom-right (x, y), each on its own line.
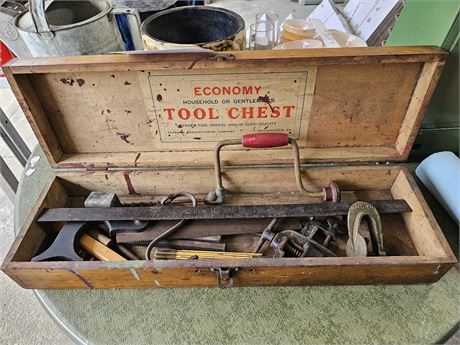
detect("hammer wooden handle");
top-left (80, 234), bottom-right (126, 261)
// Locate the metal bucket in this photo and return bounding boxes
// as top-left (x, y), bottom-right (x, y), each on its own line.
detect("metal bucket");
top-left (14, 0), bottom-right (142, 57)
top-left (0, 1), bottom-right (32, 57)
top-left (141, 6), bottom-right (245, 51)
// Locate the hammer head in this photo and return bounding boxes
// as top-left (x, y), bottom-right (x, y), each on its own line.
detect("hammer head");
top-left (84, 192), bottom-right (120, 208)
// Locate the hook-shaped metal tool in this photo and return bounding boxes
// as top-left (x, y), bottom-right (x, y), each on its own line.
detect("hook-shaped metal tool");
top-left (145, 192), bottom-right (197, 260)
top-left (204, 133), bottom-right (340, 205)
top-left (346, 201), bottom-right (385, 257)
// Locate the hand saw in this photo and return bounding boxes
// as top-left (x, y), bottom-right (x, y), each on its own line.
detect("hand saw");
top-left (115, 218), bottom-right (305, 244)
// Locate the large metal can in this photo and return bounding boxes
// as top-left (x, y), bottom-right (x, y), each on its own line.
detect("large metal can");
top-left (141, 6), bottom-right (245, 51)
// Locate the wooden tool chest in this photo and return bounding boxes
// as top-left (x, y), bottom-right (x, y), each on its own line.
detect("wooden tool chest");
top-left (1, 47), bottom-right (457, 289)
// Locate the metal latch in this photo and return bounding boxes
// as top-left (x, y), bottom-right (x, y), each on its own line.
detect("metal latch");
top-left (210, 267), bottom-right (239, 288)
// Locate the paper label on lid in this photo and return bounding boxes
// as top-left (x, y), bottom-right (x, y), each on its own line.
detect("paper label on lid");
top-left (147, 69), bottom-right (317, 143)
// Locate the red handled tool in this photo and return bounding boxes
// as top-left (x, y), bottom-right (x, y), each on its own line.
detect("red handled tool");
top-left (204, 133), bottom-right (340, 205)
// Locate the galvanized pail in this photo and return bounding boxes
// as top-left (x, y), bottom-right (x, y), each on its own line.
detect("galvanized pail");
top-left (14, 0), bottom-right (142, 57)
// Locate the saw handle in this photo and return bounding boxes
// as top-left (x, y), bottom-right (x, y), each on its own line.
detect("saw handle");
top-left (242, 133), bottom-right (289, 148)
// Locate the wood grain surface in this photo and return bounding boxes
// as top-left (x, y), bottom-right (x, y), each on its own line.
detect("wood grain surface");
top-left (3, 47), bottom-right (447, 168)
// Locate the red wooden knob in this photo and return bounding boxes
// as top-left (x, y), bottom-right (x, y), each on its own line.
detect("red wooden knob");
top-left (242, 133), bottom-right (289, 148)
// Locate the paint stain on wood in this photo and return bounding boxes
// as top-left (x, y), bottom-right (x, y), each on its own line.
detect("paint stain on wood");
top-left (123, 172), bottom-right (139, 195)
top-left (76, 79), bottom-right (85, 87)
top-left (60, 78), bottom-right (75, 86)
top-left (257, 94), bottom-right (274, 112)
top-left (68, 270), bottom-right (93, 289)
top-left (134, 152), bottom-right (141, 167)
top-left (116, 132), bottom-right (131, 144)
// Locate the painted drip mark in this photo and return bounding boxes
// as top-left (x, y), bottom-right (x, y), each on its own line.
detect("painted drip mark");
top-left (134, 152), bottom-right (141, 167)
top-left (156, 94), bottom-right (162, 102)
top-left (257, 94), bottom-right (274, 112)
top-left (124, 81), bottom-right (132, 85)
top-left (123, 172), bottom-right (139, 195)
top-left (69, 270), bottom-right (94, 289)
top-left (116, 132), bottom-right (131, 144)
top-left (60, 78), bottom-right (75, 86)
top-left (76, 79), bottom-right (85, 87)
top-left (188, 55), bottom-right (208, 70)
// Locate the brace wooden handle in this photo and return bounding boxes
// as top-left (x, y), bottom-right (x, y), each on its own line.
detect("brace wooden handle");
top-left (242, 133), bottom-right (289, 148)
top-left (80, 234), bottom-right (127, 261)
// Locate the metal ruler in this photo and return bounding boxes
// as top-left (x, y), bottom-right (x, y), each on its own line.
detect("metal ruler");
top-left (38, 199), bottom-right (411, 222)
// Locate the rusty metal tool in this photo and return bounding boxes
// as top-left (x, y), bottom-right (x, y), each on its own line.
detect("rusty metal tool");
top-left (116, 218), bottom-right (303, 243)
top-left (253, 218), bottom-right (280, 253)
top-left (38, 199), bottom-right (411, 223)
top-left (346, 201), bottom-right (385, 257)
top-left (84, 191), bottom-right (149, 238)
top-left (272, 230), bottom-right (336, 257)
top-left (203, 133), bottom-right (340, 204)
top-left (254, 218), bottom-right (336, 257)
top-left (300, 219), bottom-right (337, 250)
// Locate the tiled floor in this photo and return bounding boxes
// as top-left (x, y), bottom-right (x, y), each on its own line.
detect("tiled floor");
top-left (0, 85), bottom-right (74, 344)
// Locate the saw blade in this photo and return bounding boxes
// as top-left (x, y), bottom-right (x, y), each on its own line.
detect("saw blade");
top-left (116, 218), bottom-right (305, 244)
top-left (38, 199), bottom-right (411, 223)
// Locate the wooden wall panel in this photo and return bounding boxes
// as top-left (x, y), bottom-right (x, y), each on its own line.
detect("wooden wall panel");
top-left (307, 63), bottom-right (421, 147)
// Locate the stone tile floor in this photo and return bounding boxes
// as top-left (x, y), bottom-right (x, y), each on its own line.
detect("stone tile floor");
top-left (0, 85), bottom-right (74, 344)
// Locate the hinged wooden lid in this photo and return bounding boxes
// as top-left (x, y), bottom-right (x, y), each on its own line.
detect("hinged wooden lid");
top-left (4, 47), bottom-right (447, 169)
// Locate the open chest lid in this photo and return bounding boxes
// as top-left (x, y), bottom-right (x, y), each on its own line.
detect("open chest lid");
top-left (4, 47), bottom-right (447, 170)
